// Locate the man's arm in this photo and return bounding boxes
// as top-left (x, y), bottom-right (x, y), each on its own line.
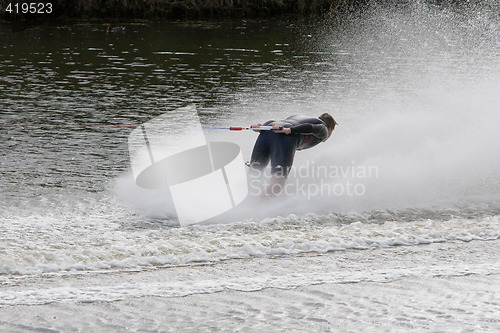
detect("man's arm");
top-left (290, 123), bottom-right (325, 135)
top-left (275, 123), bottom-right (328, 140)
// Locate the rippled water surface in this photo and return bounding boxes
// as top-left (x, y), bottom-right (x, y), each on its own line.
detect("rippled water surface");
top-left (1, 4), bottom-right (500, 331)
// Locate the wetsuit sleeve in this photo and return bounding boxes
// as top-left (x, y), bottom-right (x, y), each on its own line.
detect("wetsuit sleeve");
top-left (290, 123), bottom-right (328, 140)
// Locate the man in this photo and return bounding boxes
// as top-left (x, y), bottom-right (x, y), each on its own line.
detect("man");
top-left (249, 113), bottom-right (337, 196)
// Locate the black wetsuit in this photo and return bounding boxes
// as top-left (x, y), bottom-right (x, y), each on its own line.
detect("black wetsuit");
top-left (250, 115), bottom-right (329, 177)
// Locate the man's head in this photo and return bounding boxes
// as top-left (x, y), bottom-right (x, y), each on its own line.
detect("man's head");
top-left (319, 113), bottom-right (337, 141)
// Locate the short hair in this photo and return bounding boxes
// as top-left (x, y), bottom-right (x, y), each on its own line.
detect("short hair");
top-left (319, 113), bottom-right (337, 131)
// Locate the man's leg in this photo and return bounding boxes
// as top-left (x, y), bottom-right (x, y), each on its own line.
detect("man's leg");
top-left (264, 173), bottom-right (287, 197)
top-left (248, 131), bottom-right (272, 196)
top-left (264, 134), bottom-right (299, 196)
top-left (249, 131), bottom-right (272, 171)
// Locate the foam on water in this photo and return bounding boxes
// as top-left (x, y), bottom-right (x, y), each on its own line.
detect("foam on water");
top-left (1, 203), bottom-right (499, 275)
top-left (2, 260), bottom-right (499, 306)
top-left (1, 239), bottom-right (499, 309)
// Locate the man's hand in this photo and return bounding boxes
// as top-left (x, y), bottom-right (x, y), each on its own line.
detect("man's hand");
top-left (272, 124), bottom-right (291, 134)
top-left (251, 123), bottom-right (263, 132)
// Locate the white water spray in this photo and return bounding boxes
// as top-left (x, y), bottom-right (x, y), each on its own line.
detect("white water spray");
top-left (117, 3), bottom-right (500, 222)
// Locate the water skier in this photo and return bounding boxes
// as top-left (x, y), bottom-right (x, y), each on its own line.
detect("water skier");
top-left (249, 113), bottom-right (337, 196)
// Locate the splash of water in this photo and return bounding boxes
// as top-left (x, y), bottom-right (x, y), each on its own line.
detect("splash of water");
top-left (117, 2), bottom-right (500, 222)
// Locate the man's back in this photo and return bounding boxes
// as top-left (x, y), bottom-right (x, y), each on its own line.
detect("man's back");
top-left (264, 115), bottom-right (328, 150)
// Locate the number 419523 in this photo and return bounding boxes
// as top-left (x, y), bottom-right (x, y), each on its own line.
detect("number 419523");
top-left (6, 3), bottom-right (53, 14)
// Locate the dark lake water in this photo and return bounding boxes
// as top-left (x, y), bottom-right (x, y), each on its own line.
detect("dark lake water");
top-left (1, 19), bottom-right (336, 193)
